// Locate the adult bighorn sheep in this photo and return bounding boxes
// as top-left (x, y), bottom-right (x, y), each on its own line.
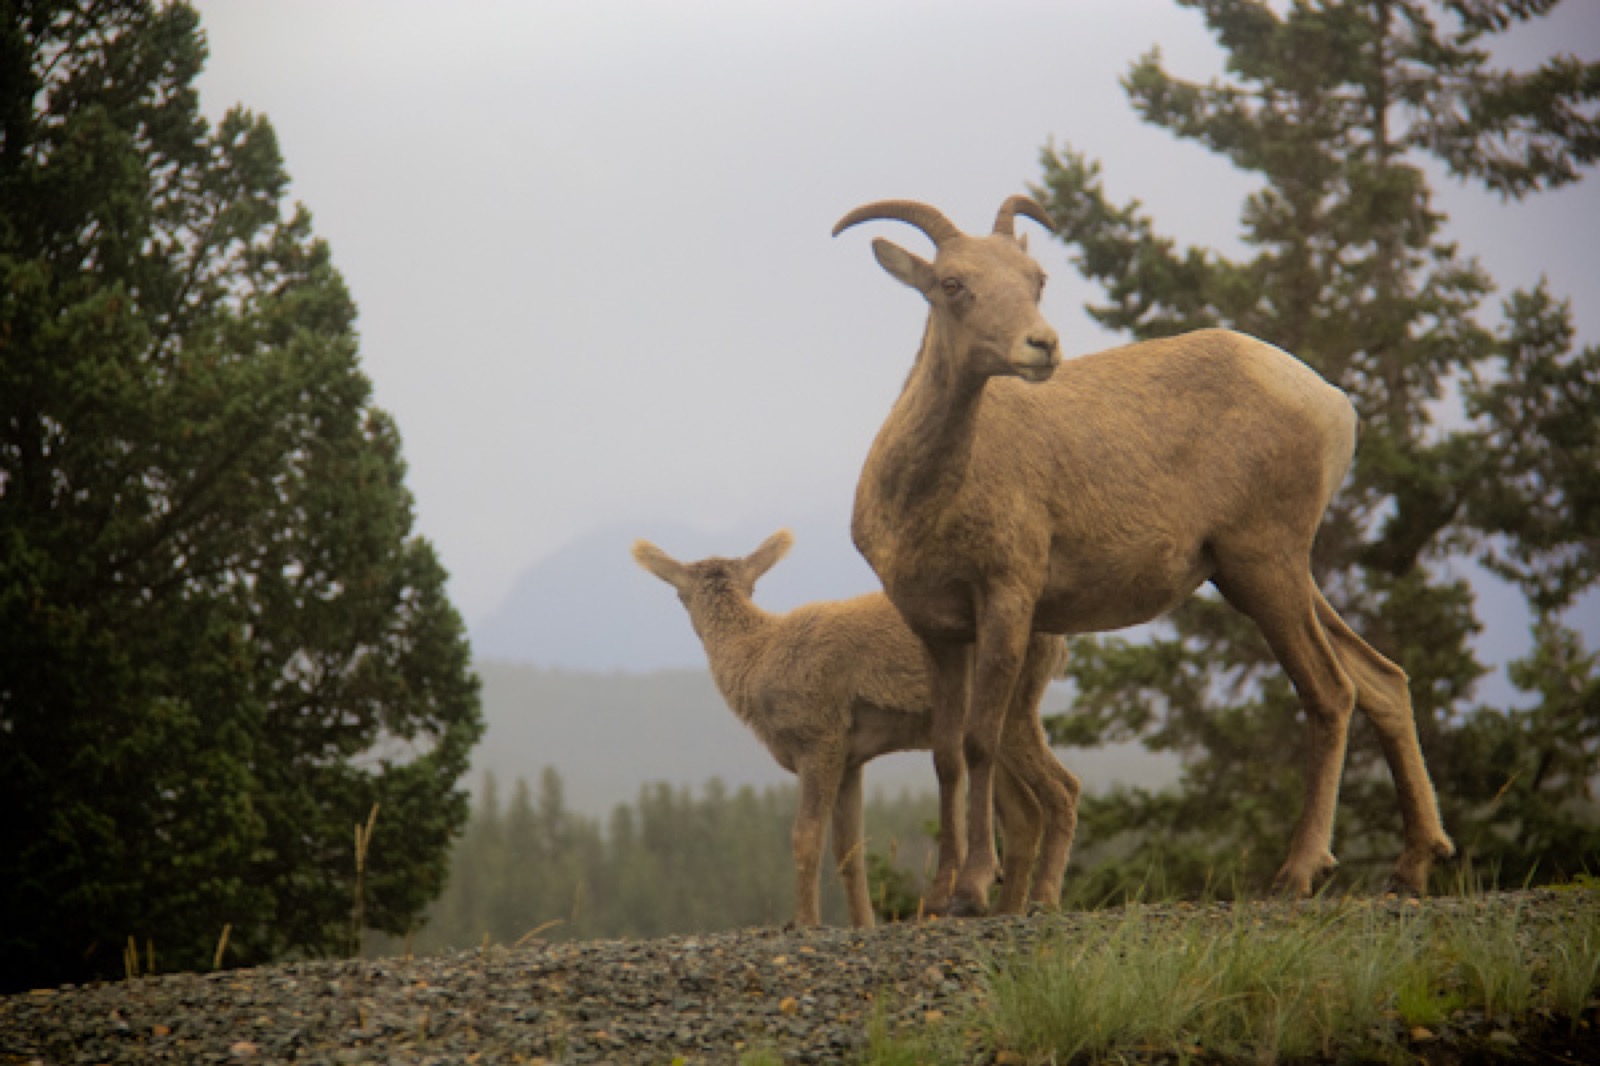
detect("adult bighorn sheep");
top-left (632, 529), bottom-right (1080, 927)
top-left (833, 195), bottom-right (1456, 915)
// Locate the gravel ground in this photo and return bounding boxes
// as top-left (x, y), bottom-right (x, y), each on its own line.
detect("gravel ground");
top-left (3, 889), bottom-right (1596, 1065)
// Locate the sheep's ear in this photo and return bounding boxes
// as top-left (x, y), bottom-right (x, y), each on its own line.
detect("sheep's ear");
top-left (871, 238), bottom-right (936, 296)
top-left (632, 540), bottom-right (690, 591)
top-left (743, 529), bottom-right (794, 584)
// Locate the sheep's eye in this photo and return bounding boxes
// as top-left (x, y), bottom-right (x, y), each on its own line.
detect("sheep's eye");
top-left (940, 277), bottom-right (965, 297)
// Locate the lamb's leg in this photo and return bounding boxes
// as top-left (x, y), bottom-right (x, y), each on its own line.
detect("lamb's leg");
top-left (1214, 563), bottom-right (1356, 897)
top-left (831, 763), bottom-right (874, 928)
top-left (1313, 588), bottom-right (1455, 893)
top-left (952, 590), bottom-right (1034, 916)
top-left (792, 758), bottom-right (844, 926)
top-left (922, 641), bottom-right (971, 916)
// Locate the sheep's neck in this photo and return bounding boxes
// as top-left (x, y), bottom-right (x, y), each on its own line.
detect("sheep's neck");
top-left (693, 596), bottom-right (771, 727)
top-left (865, 320), bottom-right (986, 523)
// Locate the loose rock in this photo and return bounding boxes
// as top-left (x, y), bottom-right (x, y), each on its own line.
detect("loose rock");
top-left (1, 890), bottom-right (1594, 1064)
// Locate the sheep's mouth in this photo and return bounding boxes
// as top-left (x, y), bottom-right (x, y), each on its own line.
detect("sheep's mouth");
top-left (1012, 361), bottom-right (1057, 384)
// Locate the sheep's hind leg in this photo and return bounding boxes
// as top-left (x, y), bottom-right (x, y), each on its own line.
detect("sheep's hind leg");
top-left (993, 764), bottom-right (1041, 915)
top-left (1002, 635), bottom-right (1080, 910)
top-left (1314, 588), bottom-right (1455, 894)
top-left (1213, 563), bottom-right (1356, 898)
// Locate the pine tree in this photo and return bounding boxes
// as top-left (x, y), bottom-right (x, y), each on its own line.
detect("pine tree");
top-left (1035, 0), bottom-right (1600, 893)
top-left (0, 1), bottom-right (481, 989)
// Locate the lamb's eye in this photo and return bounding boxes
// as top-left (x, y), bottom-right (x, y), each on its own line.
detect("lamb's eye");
top-left (940, 277), bottom-right (964, 297)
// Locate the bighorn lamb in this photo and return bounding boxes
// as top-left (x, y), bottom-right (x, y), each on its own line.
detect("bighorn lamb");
top-left (833, 195), bottom-right (1455, 915)
top-left (632, 529), bottom-right (1080, 927)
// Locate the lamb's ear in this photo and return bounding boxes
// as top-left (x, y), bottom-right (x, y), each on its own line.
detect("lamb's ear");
top-left (871, 238), bottom-right (936, 296)
top-left (631, 540), bottom-right (689, 591)
top-left (743, 529), bottom-right (794, 584)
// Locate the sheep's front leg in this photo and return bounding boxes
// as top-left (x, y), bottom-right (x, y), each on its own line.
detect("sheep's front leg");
top-left (831, 763), bottom-right (874, 928)
top-left (922, 642), bottom-right (971, 916)
top-left (952, 590), bottom-right (1033, 917)
top-left (792, 758), bottom-right (844, 927)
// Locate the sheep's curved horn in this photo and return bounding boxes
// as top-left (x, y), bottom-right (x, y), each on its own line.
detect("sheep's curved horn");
top-left (831, 200), bottom-right (963, 245)
top-left (993, 196), bottom-right (1057, 236)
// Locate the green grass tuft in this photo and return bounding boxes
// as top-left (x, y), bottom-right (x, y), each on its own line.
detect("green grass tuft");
top-left (1443, 900), bottom-right (1536, 1020)
top-left (1540, 905), bottom-right (1600, 1029)
top-left (866, 893), bottom-right (1600, 1065)
top-left (858, 997), bottom-right (967, 1066)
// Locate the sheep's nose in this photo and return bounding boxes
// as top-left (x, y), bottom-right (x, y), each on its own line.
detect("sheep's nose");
top-left (1027, 329), bottom-right (1060, 359)
top-left (1013, 326), bottom-right (1061, 383)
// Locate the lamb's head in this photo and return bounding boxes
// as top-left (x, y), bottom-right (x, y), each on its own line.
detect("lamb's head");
top-left (833, 196), bottom-right (1061, 383)
top-left (632, 530), bottom-right (794, 637)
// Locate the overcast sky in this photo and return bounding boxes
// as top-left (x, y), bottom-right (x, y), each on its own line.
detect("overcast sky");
top-left (190, 0), bottom-right (1600, 634)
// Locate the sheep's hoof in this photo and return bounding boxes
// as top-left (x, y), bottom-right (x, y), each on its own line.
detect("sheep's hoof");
top-left (1270, 869), bottom-right (1317, 900)
top-left (1273, 851), bottom-right (1339, 899)
top-left (1381, 877), bottom-right (1423, 899)
top-left (1387, 839), bottom-right (1455, 897)
top-left (947, 895), bottom-right (989, 919)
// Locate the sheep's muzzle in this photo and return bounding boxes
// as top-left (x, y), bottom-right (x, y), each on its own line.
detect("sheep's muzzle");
top-left (1010, 328), bottom-right (1061, 383)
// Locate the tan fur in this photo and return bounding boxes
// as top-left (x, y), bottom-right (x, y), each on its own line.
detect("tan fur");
top-left (836, 197), bottom-right (1455, 913)
top-left (632, 530), bottom-right (1081, 927)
